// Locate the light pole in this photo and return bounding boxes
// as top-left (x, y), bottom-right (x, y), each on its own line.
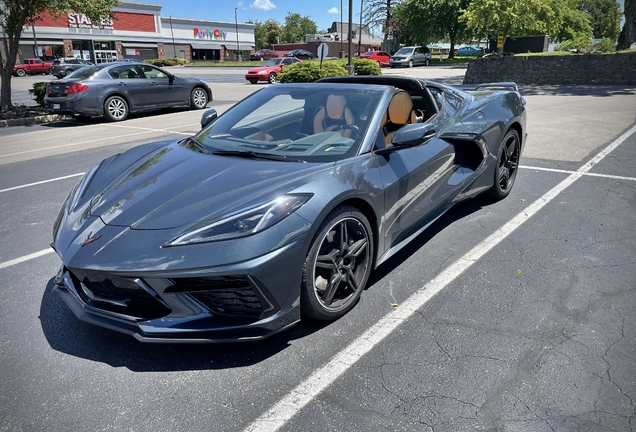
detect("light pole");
top-left (169, 15), bottom-right (176, 58)
top-left (346, 0), bottom-right (353, 74)
top-left (235, 8), bottom-right (240, 61)
top-left (358, 0), bottom-right (363, 56)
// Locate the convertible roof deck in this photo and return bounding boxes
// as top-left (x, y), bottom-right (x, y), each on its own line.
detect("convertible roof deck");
top-left (318, 75), bottom-right (428, 91)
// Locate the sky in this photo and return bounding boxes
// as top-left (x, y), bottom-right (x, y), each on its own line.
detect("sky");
top-left (157, 0), bottom-right (363, 32)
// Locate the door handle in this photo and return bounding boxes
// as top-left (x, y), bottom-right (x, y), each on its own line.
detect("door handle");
top-left (150, 82), bottom-right (158, 86)
top-left (117, 82), bottom-right (125, 86)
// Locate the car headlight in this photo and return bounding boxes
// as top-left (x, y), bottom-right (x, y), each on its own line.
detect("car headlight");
top-left (165, 194), bottom-right (312, 246)
top-left (69, 162), bottom-right (101, 213)
top-left (258, 70), bottom-right (268, 75)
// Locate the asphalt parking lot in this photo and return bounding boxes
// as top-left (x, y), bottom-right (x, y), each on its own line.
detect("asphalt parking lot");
top-left (1, 65), bottom-right (635, 432)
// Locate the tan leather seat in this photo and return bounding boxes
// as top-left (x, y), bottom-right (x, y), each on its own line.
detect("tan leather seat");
top-left (382, 91), bottom-right (418, 144)
top-left (313, 95), bottom-right (355, 138)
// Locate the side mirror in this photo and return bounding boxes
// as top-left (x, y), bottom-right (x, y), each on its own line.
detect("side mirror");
top-left (391, 123), bottom-right (436, 147)
top-left (200, 108), bottom-right (218, 129)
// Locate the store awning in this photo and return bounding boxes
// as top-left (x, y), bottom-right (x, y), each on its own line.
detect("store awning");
top-left (190, 43), bottom-right (223, 50)
top-left (121, 42), bottom-right (158, 48)
top-left (38, 39), bottom-right (64, 46)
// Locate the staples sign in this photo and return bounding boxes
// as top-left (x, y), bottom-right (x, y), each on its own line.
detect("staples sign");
top-left (194, 28), bottom-right (227, 40)
top-left (68, 13), bottom-right (114, 29)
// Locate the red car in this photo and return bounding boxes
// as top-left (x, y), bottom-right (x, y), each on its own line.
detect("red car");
top-left (359, 50), bottom-right (391, 67)
top-left (249, 49), bottom-right (280, 61)
top-left (245, 57), bottom-right (302, 84)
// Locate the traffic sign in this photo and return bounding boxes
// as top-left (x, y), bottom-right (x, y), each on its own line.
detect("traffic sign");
top-left (317, 43), bottom-right (329, 60)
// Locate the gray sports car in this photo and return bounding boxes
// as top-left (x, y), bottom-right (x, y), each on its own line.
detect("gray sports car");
top-left (51, 76), bottom-right (526, 343)
top-left (44, 62), bottom-right (212, 122)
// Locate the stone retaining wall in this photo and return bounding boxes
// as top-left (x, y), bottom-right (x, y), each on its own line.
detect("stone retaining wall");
top-left (464, 53), bottom-right (636, 85)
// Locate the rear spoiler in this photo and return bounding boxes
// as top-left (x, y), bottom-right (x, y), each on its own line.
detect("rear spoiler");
top-left (454, 82), bottom-right (519, 92)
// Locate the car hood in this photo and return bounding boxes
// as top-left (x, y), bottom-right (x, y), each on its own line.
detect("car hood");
top-left (84, 142), bottom-right (329, 230)
top-left (247, 66), bottom-right (279, 73)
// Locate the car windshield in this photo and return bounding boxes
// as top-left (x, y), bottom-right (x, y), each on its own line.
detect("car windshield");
top-left (193, 84), bottom-right (386, 163)
top-left (261, 59), bottom-right (282, 66)
top-left (394, 48), bottom-right (414, 55)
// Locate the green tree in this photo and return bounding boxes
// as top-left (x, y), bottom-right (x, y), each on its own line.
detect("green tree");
top-left (550, 0), bottom-right (594, 42)
top-left (253, 19), bottom-right (283, 49)
top-left (461, 0), bottom-right (556, 52)
top-left (577, 0), bottom-right (621, 40)
top-left (281, 12), bottom-right (317, 43)
top-left (0, 0), bottom-right (119, 111)
top-left (395, 0), bottom-right (471, 58)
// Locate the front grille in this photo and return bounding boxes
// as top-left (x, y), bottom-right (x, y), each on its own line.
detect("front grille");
top-left (68, 268), bottom-right (171, 320)
top-left (169, 276), bottom-right (264, 320)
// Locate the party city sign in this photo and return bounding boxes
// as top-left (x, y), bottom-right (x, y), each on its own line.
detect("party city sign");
top-left (194, 28), bottom-right (227, 40)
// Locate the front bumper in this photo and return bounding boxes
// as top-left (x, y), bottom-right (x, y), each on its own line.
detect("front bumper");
top-left (245, 73), bottom-right (268, 82)
top-left (53, 240), bottom-right (304, 343)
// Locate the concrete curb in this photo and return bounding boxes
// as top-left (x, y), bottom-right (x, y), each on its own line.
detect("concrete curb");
top-left (0, 113), bottom-right (72, 128)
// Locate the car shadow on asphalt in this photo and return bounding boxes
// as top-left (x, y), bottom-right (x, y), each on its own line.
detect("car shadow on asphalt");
top-left (39, 277), bottom-right (331, 371)
top-left (39, 196), bottom-right (494, 371)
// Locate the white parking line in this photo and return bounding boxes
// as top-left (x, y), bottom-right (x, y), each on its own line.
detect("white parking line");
top-left (521, 165), bottom-right (636, 182)
top-left (0, 249), bottom-right (55, 270)
top-left (0, 172), bottom-right (84, 193)
top-left (243, 123), bottom-right (636, 432)
top-left (1, 130), bottom-right (155, 158)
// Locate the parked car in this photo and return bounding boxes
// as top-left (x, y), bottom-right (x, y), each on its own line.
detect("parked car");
top-left (113, 58), bottom-right (147, 63)
top-left (456, 46), bottom-right (484, 56)
top-left (359, 50), bottom-right (391, 67)
top-left (283, 49), bottom-right (314, 60)
top-left (13, 58), bottom-right (52, 76)
top-left (245, 57), bottom-right (301, 84)
top-left (44, 62), bottom-right (212, 122)
top-left (51, 75), bottom-right (526, 342)
top-left (249, 49), bottom-right (279, 61)
top-left (389, 46), bottom-right (431, 68)
top-left (50, 58), bottom-right (94, 78)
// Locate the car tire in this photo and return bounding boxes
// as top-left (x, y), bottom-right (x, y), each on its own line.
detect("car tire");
top-left (300, 205), bottom-right (373, 321)
top-left (489, 129), bottom-right (521, 200)
top-left (190, 87), bottom-right (208, 109)
top-left (424, 58), bottom-right (430, 66)
top-left (260, 57), bottom-right (264, 61)
top-left (377, 61), bottom-right (382, 67)
top-left (408, 59), bottom-right (414, 68)
top-left (249, 80), bottom-right (258, 84)
top-left (64, 69), bottom-right (73, 76)
top-left (268, 72), bottom-right (278, 84)
top-left (103, 95), bottom-right (129, 122)
top-left (45, 68), bottom-right (51, 75)
top-left (15, 69), bottom-right (26, 77)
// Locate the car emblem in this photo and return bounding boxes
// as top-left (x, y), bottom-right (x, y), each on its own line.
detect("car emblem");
top-left (81, 232), bottom-right (101, 247)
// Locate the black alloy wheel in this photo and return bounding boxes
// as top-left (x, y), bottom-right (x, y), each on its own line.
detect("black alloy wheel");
top-left (301, 206), bottom-right (373, 320)
top-left (490, 129), bottom-right (521, 199)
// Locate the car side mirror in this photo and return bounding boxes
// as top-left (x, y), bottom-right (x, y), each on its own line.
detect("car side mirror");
top-left (391, 123), bottom-right (436, 147)
top-left (200, 108), bottom-right (218, 129)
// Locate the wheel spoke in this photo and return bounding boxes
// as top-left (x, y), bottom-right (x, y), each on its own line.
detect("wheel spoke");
top-left (322, 272), bottom-right (342, 306)
top-left (339, 221), bottom-right (349, 252)
top-left (345, 267), bottom-right (359, 291)
top-left (347, 238), bottom-right (367, 259)
top-left (499, 166), bottom-right (510, 188)
top-left (316, 249), bottom-right (338, 270)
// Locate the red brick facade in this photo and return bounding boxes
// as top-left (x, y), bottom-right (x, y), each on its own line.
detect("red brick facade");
top-left (35, 11), bottom-right (155, 32)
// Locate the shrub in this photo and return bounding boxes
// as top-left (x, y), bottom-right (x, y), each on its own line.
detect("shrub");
top-left (555, 35), bottom-right (593, 52)
top-left (278, 62), bottom-right (348, 83)
top-left (145, 58), bottom-right (188, 66)
top-left (352, 58), bottom-right (381, 75)
top-left (29, 82), bottom-right (48, 107)
top-left (595, 38), bottom-right (616, 52)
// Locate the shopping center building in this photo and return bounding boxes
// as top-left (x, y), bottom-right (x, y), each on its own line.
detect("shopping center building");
top-left (14, 1), bottom-right (255, 63)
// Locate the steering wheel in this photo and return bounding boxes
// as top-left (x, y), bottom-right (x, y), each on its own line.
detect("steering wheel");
top-left (337, 124), bottom-right (359, 139)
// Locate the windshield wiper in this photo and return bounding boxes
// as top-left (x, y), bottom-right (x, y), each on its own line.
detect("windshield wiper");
top-left (180, 136), bottom-right (209, 154)
top-left (211, 150), bottom-right (305, 163)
